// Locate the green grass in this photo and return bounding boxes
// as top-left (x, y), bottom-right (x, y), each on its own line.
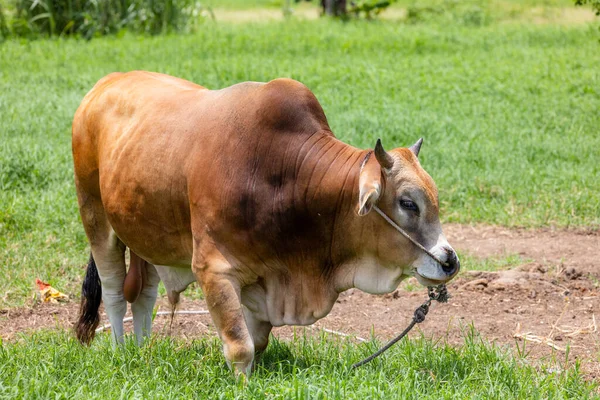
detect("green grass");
top-left (0, 329), bottom-right (596, 399)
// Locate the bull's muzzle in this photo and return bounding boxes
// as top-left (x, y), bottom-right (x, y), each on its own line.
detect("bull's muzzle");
top-left (441, 246), bottom-right (460, 277)
top-left (415, 244), bottom-right (460, 284)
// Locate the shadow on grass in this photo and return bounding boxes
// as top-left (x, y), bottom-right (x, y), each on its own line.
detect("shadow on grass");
top-left (255, 331), bottom-right (403, 376)
top-left (255, 336), bottom-right (309, 374)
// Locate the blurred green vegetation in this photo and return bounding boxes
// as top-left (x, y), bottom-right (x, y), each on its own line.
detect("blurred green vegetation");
top-left (0, 0), bottom-right (209, 38)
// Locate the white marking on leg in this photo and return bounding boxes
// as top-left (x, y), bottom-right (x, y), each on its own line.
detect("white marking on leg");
top-left (131, 263), bottom-right (160, 345)
top-left (102, 288), bottom-right (127, 345)
top-left (92, 230), bottom-right (127, 345)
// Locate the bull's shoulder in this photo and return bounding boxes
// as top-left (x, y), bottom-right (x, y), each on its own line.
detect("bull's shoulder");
top-left (253, 78), bottom-right (331, 134)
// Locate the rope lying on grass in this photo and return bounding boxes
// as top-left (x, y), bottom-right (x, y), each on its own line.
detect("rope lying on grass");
top-left (305, 325), bottom-right (368, 342)
top-left (95, 310), bottom-right (210, 333)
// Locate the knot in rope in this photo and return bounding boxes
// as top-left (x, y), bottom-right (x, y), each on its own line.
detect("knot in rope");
top-left (428, 284), bottom-right (450, 303)
top-left (413, 303), bottom-right (429, 323)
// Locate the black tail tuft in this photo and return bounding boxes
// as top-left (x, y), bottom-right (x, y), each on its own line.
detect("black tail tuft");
top-left (75, 253), bottom-right (102, 345)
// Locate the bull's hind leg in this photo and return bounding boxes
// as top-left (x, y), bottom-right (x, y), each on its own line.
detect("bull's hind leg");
top-left (96, 241), bottom-right (128, 345)
top-left (129, 256), bottom-right (160, 345)
top-left (77, 193), bottom-right (127, 345)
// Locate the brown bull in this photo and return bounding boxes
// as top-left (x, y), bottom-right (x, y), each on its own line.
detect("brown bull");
top-left (72, 71), bottom-right (459, 375)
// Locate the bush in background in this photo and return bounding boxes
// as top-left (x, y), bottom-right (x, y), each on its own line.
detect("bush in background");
top-left (0, 3), bottom-right (9, 40)
top-left (575, 0), bottom-right (600, 14)
top-left (348, 0), bottom-right (391, 19)
top-left (3, 0), bottom-right (210, 39)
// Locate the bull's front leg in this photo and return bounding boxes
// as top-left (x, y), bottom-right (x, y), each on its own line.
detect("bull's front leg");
top-left (195, 259), bottom-right (255, 376)
top-left (243, 308), bottom-right (272, 357)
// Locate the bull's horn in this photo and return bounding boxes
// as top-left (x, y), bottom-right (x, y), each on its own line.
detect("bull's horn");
top-left (409, 138), bottom-right (423, 157)
top-left (374, 139), bottom-right (394, 170)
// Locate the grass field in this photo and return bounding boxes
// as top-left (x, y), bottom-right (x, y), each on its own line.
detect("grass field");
top-left (1, 1), bottom-right (599, 397)
top-left (0, 330), bottom-right (596, 399)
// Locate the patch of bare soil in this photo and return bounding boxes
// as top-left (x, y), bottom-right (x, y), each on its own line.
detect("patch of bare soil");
top-left (1, 225), bottom-right (599, 378)
top-left (212, 7), bottom-right (319, 23)
top-left (522, 7), bottom-right (597, 25)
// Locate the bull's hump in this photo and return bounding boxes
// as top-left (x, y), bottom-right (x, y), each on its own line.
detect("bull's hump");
top-left (253, 78), bottom-right (330, 134)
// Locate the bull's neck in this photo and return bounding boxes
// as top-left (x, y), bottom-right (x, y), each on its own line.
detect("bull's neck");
top-left (293, 131), bottom-right (368, 267)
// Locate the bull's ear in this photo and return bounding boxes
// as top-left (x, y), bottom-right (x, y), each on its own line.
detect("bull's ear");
top-left (357, 154), bottom-right (382, 216)
top-left (409, 138), bottom-right (423, 157)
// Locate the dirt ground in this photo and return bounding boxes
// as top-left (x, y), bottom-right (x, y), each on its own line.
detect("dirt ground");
top-left (1, 224), bottom-right (599, 378)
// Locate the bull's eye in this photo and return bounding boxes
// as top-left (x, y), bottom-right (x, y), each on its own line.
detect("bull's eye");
top-left (399, 199), bottom-right (419, 212)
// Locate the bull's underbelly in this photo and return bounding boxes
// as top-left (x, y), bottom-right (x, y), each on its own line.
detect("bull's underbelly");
top-left (152, 263), bottom-right (339, 327)
top-left (241, 275), bottom-right (339, 327)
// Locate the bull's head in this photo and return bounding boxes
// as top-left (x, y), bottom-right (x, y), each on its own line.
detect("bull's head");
top-left (354, 138), bottom-right (459, 291)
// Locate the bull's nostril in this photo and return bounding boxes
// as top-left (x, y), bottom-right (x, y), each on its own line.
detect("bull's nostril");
top-left (441, 248), bottom-right (459, 275)
top-left (442, 261), bottom-right (455, 274)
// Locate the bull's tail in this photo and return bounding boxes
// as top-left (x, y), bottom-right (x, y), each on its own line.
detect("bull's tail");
top-left (75, 253), bottom-right (102, 345)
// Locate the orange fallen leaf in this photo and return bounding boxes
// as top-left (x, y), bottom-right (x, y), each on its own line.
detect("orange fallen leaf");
top-left (35, 278), bottom-right (69, 303)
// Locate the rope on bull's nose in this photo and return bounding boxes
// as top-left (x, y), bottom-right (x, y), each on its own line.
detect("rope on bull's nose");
top-left (372, 206), bottom-right (451, 269)
top-left (351, 284), bottom-right (450, 370)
